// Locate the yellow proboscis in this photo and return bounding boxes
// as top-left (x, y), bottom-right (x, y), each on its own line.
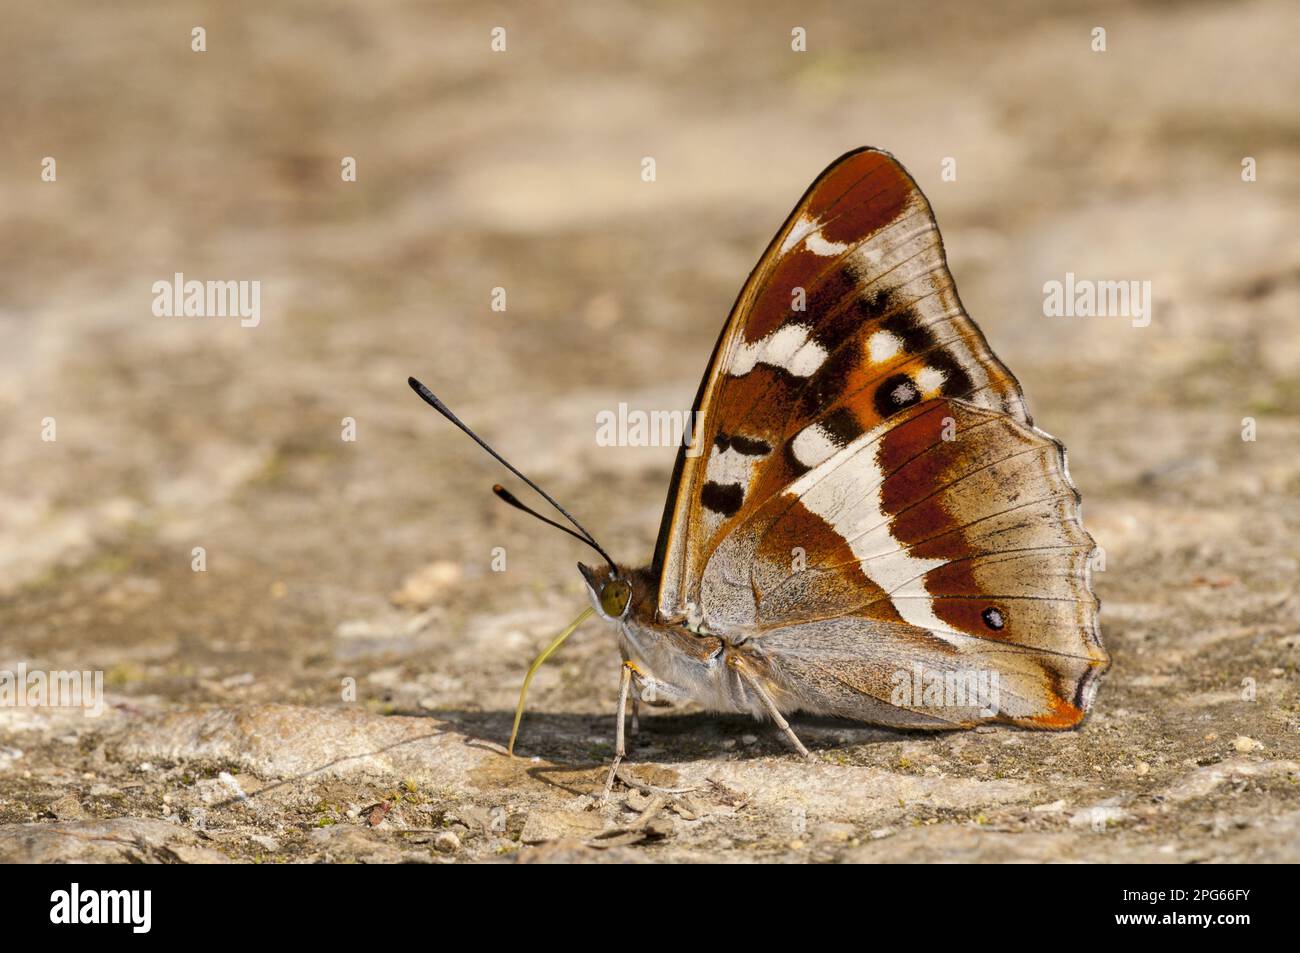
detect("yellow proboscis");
top-left (507, 606), bottom-right (595, 757)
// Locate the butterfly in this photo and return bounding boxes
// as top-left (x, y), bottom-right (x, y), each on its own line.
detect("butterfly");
top-left (411, 146), bottom-right (1110, 797)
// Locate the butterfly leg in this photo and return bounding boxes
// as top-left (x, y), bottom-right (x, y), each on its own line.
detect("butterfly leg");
top-left (619, 650), bottom-right (641, 738)
top-left (731, 659), bottom-right (812, 760)
top-left (599, 660), bottom-right (636, 804)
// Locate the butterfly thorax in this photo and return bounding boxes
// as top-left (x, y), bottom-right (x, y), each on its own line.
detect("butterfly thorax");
top-left (582, 563), bottom-right (778, 718)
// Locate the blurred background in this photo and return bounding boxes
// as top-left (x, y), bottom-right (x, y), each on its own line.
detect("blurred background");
top-left (0, 1), bottom-right (1297, 861)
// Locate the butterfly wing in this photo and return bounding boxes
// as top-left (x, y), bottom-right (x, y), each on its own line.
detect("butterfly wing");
top-left (651, 147), bottom-right (1108, 726)
top-left (653, 147), bottom-right (1030, 619)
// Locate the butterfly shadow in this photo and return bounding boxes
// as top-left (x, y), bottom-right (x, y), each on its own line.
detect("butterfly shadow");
top-left (404, 706), bottom-right (917, 793)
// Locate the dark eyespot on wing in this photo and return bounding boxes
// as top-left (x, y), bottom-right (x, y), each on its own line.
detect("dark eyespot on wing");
top-left (873, 373), bottom-right (921, 418)
top-left (701, 481), bottom-right (744, 517)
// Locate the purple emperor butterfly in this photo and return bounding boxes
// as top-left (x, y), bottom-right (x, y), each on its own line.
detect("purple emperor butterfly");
top-left (411, 147), bottom-right (1109, 795)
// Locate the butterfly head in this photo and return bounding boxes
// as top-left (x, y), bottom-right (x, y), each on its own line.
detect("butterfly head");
top-left (578, 562), bottom-right (634, 622)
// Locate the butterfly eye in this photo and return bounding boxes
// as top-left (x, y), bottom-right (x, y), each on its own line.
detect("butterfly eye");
top-left (600, 579), bottom-right (632, 618)
top-left (981, 607), bottom-right (1006, 631)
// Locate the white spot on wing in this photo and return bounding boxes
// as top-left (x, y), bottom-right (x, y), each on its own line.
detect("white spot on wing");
top-left (707, 446), bottom-right (757, 486)
top-left (729, 339), bottom-right (761, 375)
top-left (778, 213), bottom-right (849, 257)
top-left (790, 424), bottom-right (838, 469)
top-left (728, 323), bottom-right (827, 378)
top-left (780, 214), bottom-right (818, 255)
top-left (867, 330), bottom-right (902, 364)
top-left (916, 365), bottom-right (947, 394)
top-left (788, 338), bottom-right (828, 377)
top-left (805, 231), bottom-right (849, 257)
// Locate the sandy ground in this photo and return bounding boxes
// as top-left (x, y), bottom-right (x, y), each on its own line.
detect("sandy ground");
top-left (1, 1), bottom-right (1297, 862)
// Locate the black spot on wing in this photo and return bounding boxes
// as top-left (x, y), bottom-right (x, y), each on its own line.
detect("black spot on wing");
top-left (880, 308), bottom-right (936, 353)
top-left (927, 350), bottom-right (975, 399)
top-left (818, 406), bottom-right (863, 446)
top-left (715, 433), bottom-right (772, 456)
top-left (797, 344), bottom-right (855, 419)
top-left (701, 481), bottom-right (744, 517)
top-left (856, 287), bottom-right (896, 323)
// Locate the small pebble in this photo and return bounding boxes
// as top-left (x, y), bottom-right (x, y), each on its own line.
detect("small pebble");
top-left (433, 831), bottom-right (461, 854)
top-left (49, 794), bottom-right (84, 820)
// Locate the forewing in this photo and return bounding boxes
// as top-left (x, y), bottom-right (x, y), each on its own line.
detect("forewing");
top-left (653, 147), bottom-right (1028, 622)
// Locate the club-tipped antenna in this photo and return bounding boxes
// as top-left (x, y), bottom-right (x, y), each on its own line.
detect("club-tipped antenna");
top-left (408, 377), bottom-right (617, 571)
top-left (491, 484), bottom-right (604, 553)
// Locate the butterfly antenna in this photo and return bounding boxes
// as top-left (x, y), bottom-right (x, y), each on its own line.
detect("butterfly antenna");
top-left (491, 484), bottom-right (602, 550)
top-left (407, 377), bottom-right (618, 571)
